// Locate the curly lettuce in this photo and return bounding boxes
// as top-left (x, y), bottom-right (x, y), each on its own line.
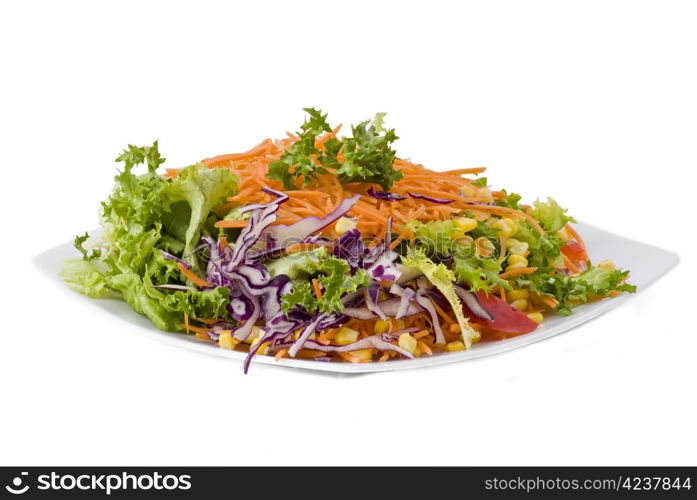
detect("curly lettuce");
top-left (63, 141), bottom-right (237, 330)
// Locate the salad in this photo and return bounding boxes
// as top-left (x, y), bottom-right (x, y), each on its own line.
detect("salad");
top-left (62, 109), bottom-right (636, 372)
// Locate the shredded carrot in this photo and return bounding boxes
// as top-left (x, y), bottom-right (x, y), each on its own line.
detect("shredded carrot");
top-left (184, 313), bottom-right (190, 334)
top-left (179, 323), bottom-right (208, 334)
top-left (413, 329), bottom-right (431, 339)
top-left (563, 254), bottom-right (581, 274)
top-left (441, 167), bottom-right (487, 175)
top-left (378, 352), bottom-right (390, 362)
top-left (540, 295), bottom-right (559, 309)
top-left (177, 263), bottom-right (212, 288)
top-left (311, 278), bottom-right (323, 299)
top-left (283, 243), bottom-right (322, 255)
top-left (274, 348), bottom-right (289, 361)
top-left (498, 266), bottom-right (539, 279)
top-left (417, 340), bottom-right (433, 356)
top-left (214, 219), bottom-right (248, 229)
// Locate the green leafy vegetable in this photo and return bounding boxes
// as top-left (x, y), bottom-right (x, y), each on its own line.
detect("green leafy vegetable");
top-left (63, 141), bottom-right (237, 330)
top-left (408, 220), bottom-right (505, 292)
top-left (267, 109), bottom-right (403, 190)
top-left (514, 221), bottom-right (565, 268)
top-left (60, 259), bottom-right (114, 298)
top-left (531, 197), bottom-right (575, 233)
top-left (337, 113), bottom-right (403, 189)
top-left (472, 177), bottom-right (488, 187)
top-left (267, 247), bottom-right (329, 281)
top-left (267, 108), bottom-right (335, 189)
top-left (517, 267), bottom-right (636, 315)
top-left (495, 190), bottom-right (523, 210)
top-left (280, 256), bottom-right (370, 315)
top-left (73, 232), bottom-right (102, 261)
top-left (401, 249), bottom-right (479, 347)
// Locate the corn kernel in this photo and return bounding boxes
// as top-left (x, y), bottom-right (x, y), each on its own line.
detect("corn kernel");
top-left (505, 262), bottom-right (527, 272)
top-left (455, 217), bottom-right (478, 233)
top-left (527, 312), bottom-right (544, 324)
top-left (508, 241), bottom-right (529, 256)
top-left (507, 254), bottom-right (528, 266)
top-left (597, 259), bottom-right (616, 270)
top-left (492, 217), bottom-right (518, 237)
top-left (398, 333), bottom-right (418, 354)
top-left (478, 187), bottom-right (493, 202)
top-left (508, 289), bottom-right (529, 301)
top-left (250, 336), bottom-right (270, 355)
top-left (336, 327), bottom-right (360, 345)
top-left (373, 319), bottom-right (391, 335)
top-left (219, 330), bottom-right (236, 350)
top-left (447, 340), bottom-right (466, 352)
top-left (413, 348), bottom-right (422, 358)
top-left (475, 237), bottom-right (496, 258)
top-left (334, 217), bottom-right (357, 235)
top-left (511, 299), bottom-right (529, 311)
top-left (351, 349), bottom-right (374, 361)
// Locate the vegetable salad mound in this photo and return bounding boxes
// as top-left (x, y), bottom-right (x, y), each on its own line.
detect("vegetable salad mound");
top-left (62, 109), bottom-right (635, 372)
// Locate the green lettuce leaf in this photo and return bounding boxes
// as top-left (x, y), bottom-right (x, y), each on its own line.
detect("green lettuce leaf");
top-left (60, 259), bottom-right (114, 298)
top-left (401, 249), bottom-right (479, 348)
top-left (279, 254), bottom-right (370, 315)
top-left (267, 247), bottom-right (329, 281)
top-left (64, 141), bottom-right (238, 330)
top-left (531, 197), bottom-right (575, 233)
top-left (517, 266), bottom-right (636, 315)
top-left (163, 163), bottom-right (237, 265)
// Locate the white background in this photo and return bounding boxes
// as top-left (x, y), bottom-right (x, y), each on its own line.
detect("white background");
top-left (1, 1), bottom-right (695, 465)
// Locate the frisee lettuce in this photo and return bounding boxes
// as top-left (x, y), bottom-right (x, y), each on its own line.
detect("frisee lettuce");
top-left (280, 255), bottom-right (370, 315)
top-left (267, 109), bottom-right (403, 191)
top-left (401, 249), bottom-right (479, 348)
top-left (63, 141), bottom-right (237, 330)
top-left (517, 267), bottom-right (636, 315)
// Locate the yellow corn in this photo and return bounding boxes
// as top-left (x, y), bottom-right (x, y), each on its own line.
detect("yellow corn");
top-left (597, 259), bottom-right (616, 270)
top-left (336, 327), bottom-right (360, 345)
top-left (492, 217), bottom-right (518, 237)
top-left (373, 319), bottom-right (391, 335)
top-left (455, 217), bottom-right (478, 233)
top-left (508, 241), bottom-right (529, 256)
top-left (219, 330), bottom-right (236, 350)
top-left (508, 289), bottom-right (529, 301)
top-left (507, 254), bottom-right (528, 266)
top-left (505, 262), bottom-right (527, 272)
top-left (475, 237), bottom-right (496, 258)
top-left (527, 312), bottom-right (544, 324)
top-left (478, 187), bottom-right (493, 202)
top-left (334, 217), bottom-right (357, 235)
top-left (447, 340), bottom-right (466, 352)
top-left (250, 336), bottom-right (270, 355)
top-left (398, 333), bottom-right (418, 354)
top-left (350, 349), bottom-right (374, 361)
top-left (511, 299), bottom-right (529, 311)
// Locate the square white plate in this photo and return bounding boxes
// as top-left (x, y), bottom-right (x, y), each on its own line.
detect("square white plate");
top-left (35, 223), bottom-right (678, 373)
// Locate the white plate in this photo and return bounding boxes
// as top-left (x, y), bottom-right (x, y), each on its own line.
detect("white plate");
top-left (35, 223), bottom-right (678, 373)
